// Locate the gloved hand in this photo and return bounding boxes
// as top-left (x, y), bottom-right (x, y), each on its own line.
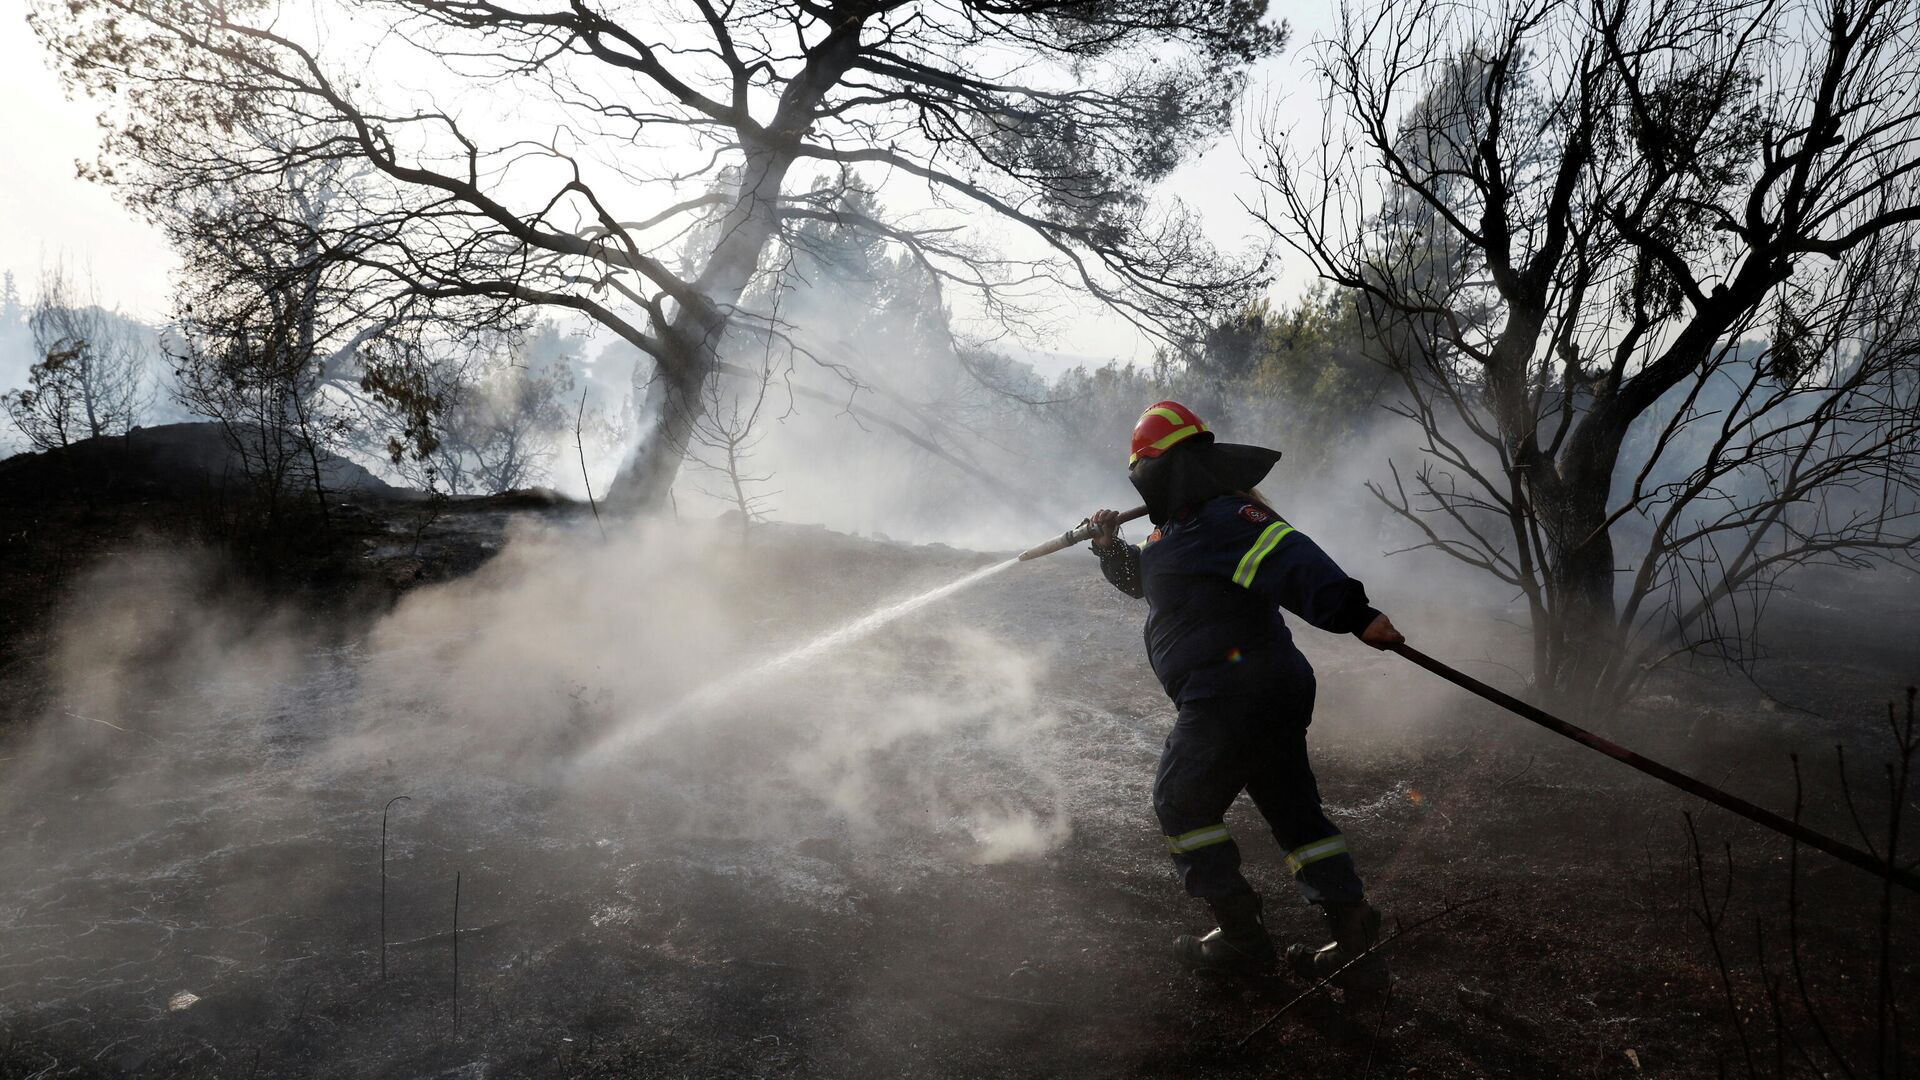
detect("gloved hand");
top-left (1359, 612), bottom-right (1406, 650)
top-left (1088, 508), bottom-right (1123, 551)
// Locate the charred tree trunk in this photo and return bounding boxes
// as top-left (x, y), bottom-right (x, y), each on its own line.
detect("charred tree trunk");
top-left (602, 30), bottom-right (860, 512)
top-left (1533, 455), bottom-right (1622, 705)
top-left (603, 181), bottom-right (775, 509)
top-left (613, 323), bottom-right (717, 510)
top-left (1512, 381), bottom-right (1650, 710)
top-left (1483, 299), bottom-right (1632, 709)
top-left (602, 176), bottom-right (772, 510)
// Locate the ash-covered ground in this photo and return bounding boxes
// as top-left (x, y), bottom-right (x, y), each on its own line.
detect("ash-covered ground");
top-left (0, 506), bottom-right (1914, 1078)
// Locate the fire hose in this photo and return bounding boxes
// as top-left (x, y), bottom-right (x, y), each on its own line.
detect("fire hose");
top-left (1019, 505), bottom-right (1919, 895)
top-left (1016, 505), bottom-right (1152, 561)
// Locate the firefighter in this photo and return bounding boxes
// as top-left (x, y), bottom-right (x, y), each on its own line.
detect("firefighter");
top-left (1088, 400), bottom-right (1404, 990)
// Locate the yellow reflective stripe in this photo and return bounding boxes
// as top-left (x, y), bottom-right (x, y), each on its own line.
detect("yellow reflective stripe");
top-left (1231, 521), bottom-right (1295, 587)
top-left (1284, 835), bottom-right (1349, 875)
top-left (1165, 825), bottom-right (1232, 853)
top-left (1145, 406), bottom-right (1187, 425)
top-left (1148, 424), bottom-right (1203, 452)
top-left (1128, 424), bottom-right (1206, 464)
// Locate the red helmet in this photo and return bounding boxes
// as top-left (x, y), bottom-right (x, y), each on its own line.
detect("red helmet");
top-left (1129, 400), bottom-right (1210, 464)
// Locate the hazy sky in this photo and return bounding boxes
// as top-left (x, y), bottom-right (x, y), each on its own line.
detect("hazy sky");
top-left (0, 5), bottom-right (1333, 367)
top-left (1, 11), bottom-right (177, 318)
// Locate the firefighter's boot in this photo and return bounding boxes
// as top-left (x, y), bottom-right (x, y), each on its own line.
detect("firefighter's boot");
top-left (1174, 892), bottom-right (1278, 975)
top-left (1285, 901), bottom-right (1390, 994)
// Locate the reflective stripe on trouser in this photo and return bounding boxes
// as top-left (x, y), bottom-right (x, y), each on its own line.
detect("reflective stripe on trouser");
top-left (1166, 824), bottom-right (1233, 854)
top-left (1151, 688), bottom-right (1366, 907)
top-left (1284, 834), bottom-right (1349, 874)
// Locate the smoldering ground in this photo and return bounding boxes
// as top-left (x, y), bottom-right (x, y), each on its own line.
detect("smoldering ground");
top-left (0, 516), bottom-right (1124, 1072)
top-left (0, 483), bottom-right (1524, 1072)
top-left (2, 473), bottom-right (1913, 1076)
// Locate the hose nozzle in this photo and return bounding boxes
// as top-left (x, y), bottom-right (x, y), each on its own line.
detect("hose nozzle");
top-left (1016, 505), bottom-right (1148, 561)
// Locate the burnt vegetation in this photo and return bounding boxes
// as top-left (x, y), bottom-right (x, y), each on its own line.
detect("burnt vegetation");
top-left (0, 0), bottom-right (1917, 1076)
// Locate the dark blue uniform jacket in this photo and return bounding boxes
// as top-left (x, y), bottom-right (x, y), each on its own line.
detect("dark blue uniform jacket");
top-left (1096, 495), bottom-right (1379, 705)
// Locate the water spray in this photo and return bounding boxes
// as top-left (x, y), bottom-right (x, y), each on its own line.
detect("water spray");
top-left (581, 507), bottom-right (1153, 766)
top-left (580, 557), bottom-right (1021, 764)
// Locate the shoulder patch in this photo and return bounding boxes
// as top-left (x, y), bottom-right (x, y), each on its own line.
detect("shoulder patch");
top-left (1141, 528), bottom-right (1163, 548)
top-left (1238, 503), bottom-right (1273, 525)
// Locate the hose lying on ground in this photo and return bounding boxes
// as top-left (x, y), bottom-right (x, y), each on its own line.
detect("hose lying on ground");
top-left (1389, 643), bottom-right (1918, 895)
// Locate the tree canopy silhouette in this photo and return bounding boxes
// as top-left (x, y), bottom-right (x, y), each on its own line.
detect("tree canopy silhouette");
top-left (34, 0), bottom-right (1285, 507)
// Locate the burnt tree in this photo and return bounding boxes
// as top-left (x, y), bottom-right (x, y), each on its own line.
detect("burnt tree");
top-left (1260, 0), bottom-right (1920, 706)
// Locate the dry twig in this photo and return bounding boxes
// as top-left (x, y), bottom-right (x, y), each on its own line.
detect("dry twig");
top-left (380, 795), bottom-right (410, 980)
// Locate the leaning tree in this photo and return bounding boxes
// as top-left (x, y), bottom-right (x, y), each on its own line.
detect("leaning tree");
top-left (1261, 0), bottom-right (1920, 707)
top-left (33, 0), bottom-right (1284, 509)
